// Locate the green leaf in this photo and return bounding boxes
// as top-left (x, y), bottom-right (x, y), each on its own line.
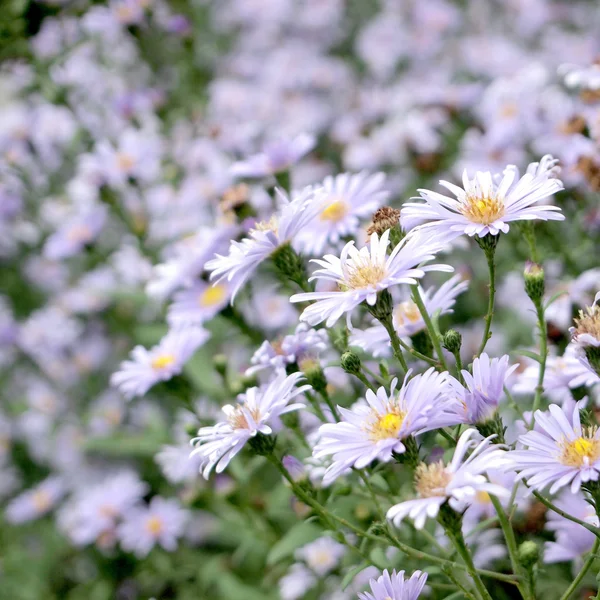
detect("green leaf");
top-left (266, 521), bottom-right (322, 565)
top-left (369, 547), bottom-right (388, 569)
top-left (341, 562), bottom-right (370, 590)
top-left (513, 349), bottom-right (542, 363)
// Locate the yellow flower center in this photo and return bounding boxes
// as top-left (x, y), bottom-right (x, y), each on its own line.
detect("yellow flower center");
top-left (345, 262), bottom-right (386, 290)
top-left (116, 152), bottom-right (135, 171)
top-left (366, 406), bottom-right (406, 441)
top-left (251, 215), bottom-right (279, 234)
top-left (151, 354), bottom-right (176, 370)
top-left (574, 305), bottom-right (600, 342)
top-left (199, 284), bottom-right (227, 307)
top-left (414, 461), bottom-right (451, 498)
top-left (320, 200), bottom-right (348, 222)
top-left (32, 490), bottom-right (52, 512)
top-left (227, 406), bottom-right (261, 430)
top-left (476, 491), bottom-right (491, 503)
top-left (560, 432), bottom-right (600, 467)
top-left (67, 224), bottom-right (93, 243)
top-left (395, 301), bottom-right (421, 326)
top-left (460, 194), bottom-right (505, 225)
top-left (146, 516), bottom-right (163, 535)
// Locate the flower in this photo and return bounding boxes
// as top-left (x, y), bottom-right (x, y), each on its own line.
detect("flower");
top-left (206, 187), bottom-right (323, 300)
top-left (294, 536), bottom-right (346, 576)
top-left (5, 476), bottom-right (65, 524)
top-left (401, 155), bottom-right (564, 240)
top-left (290, 229), bottom-right (452, 328)
top-left (510, 402), bottom-right (600, 493)
top-left (358, 569), bottom-right (428, 600)
top-left (387, 429), bottom-right (509, 529)
top-left (118, 496), bottom-right (189, 557)
top-left (167, 280), bottom-right (232, 326)
top-left (230, 133), bottom-right (315, 178)
top-left (279, 564), bottom-right (316, 600)
top-left (191, 372), bottom-right (310, 478)
top-left (111, 327), bottom-right (209, 398)
top-left (350, 274), bottom-right (468, 357)
top-left (570, 291), bottom-right (600, 349)
top-left (313, 369), bottom-right (462, 484)
top-left (297, 171), bottom-right (389, 255)
top-left (449, 353), bottom-right (518, 423)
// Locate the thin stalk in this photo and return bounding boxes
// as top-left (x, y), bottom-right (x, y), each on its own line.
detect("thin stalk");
top-left (361, 364), bottom-right (389, 386)
top-left (531, 300), bottom-right (547, 419)
top-left (350, 369), bottom-right (377, 392)
top-left (318, 388), bottom-right (340, 422)
top-left (533, 491), bottom-right (600, 538)
top-left (476, 247), bottom-right (496, 357)
top-left (397, 336), bottom-right (441, 367)
top-left (379, 316), bottom-right (409, 373)
top-left (411, 285), bottom-right (449, 371)
top-left (358, 471), bottom-right (385, 520)
top-left (453, 349), bottom-right (465, 384)
top-left (559, 538), bottom-right (599, 600)
top-left (305, 391), bottom-right (328, 422)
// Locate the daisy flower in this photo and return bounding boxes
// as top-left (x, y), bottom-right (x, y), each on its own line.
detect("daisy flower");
top-left (206, 187), bottom-right (323, 300)
top-left (191, 372), bottom-right (310, 478)
top-left (401, 155), bottom-right (564, 240)
top-left (167, 280), bottom-right (232, 327)
top-left (111, 327), bottom-right (209, 399)
top-left (358, 569), bottom-right (428, 600)
top-left (294, 536), bottom-right (346, 576)
top-left (297, 171), bottom-right (389, 255)
top-left (313, 369), bottom-right (462, 485)
top-left (118, 496), bottom-right (189, 558)
top-left (350, 274), bottom-right (468, 357)
top-left (387, 429), bottom-right (509, 529)
top-left (5, 476), bottom-right (65, 524)
top-left (510, 402), bottom-right (600, 493)
top-left (290, 229), bottom-right (453, 328)
top-left (230, 133), bottom-right (315, 178)
top-left (449, 353), bottom-right (518, 423)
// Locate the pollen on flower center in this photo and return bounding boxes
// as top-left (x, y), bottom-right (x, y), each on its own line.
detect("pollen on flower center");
top-left (227, 406), bottom-right (261, 430)
top-left (151, 354), bottom-right (176, 370)
top-left (414, 461), bottom-right (451, 498)
top-left (320, 200), bottom-right (348, 222)
top-left (476, 490), bottom-right (491, 503)
top-left (32, 490), bottom-right (51, 512)
top-left (560, 431), bottom-right (600, 467)
top-left (251, 215), bottom-right (279, 234)
top-left (460, 194), bottom-right (505, 225)
top-left (346, 262), bottom-right (386, 290)
top-left (395, 301), bottom-right (421, 326)
top-left (116, 152), bottom-right (135, 171)
top-left (368, 410), bottom-right (406, 441)
top-left (67, 224), bottom-right (93, 243)
top-left (573, 305), bottom-right (600, 342)
top-left (199, 284), bottom-right (227, 307)
top-left (146, 516), bottom-right (163, 535)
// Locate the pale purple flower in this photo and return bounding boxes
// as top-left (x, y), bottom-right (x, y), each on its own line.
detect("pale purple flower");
top-left (5, 476), bottom-right (65, 524)
top-left (231, 133), bottom-right (315, 178)
top-left (118, 496), bottom-right (189, 557)
top-left (279, 563), bottom-right (316, 600)
top-left (295, 536), bottom-right (346, 576)
top-left (358, 569), bottom-right (428, 600)
top-left (155, 444), bottom-right (205, 484)
top-left (387, 429), bottom-right (509, 529)
top-left (313, 369), bottom-right (462, 484)
top-left (206, 187), bottom-right (324, 300)
top-left (510, 402), bottom-right (600, 493)
top-left (402, 155), bottom-right (564, 240)
top-left (291, 229), bottom-right (453, 328)
top-left (167, 280), bottom-right (232, 327)
top-left (111, 327), bottom-right (209, 399)
top-left (191, 372), bottom-right (310, 478)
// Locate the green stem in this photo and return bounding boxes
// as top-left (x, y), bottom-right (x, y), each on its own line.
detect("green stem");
top-left (411, 285), bottom-right (449, 371)
top-left (453, 349), bottom-right (465, 384)
top-left (318, 387), bottom-right (340, 422)
top-left (559, 538), bottom-right (599, 600)
top-left (358, 471), bottom-right (385, 521)
top-left (533, 491), bottom-right (600, 539)
top-left (305, 391), bottom-right (328, 422)
top-left (352, 370), bottom-right (377, 392)
top-left (397, 336), bottom-right (441, 367)
top-left (531, 300), bottom-right (547, 420)
top-left (379, 316), bottom-right (409, 373)
top-left (476, 246), bottom-right (496, 357)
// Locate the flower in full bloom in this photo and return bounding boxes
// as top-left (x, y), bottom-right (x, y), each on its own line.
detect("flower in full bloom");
top-left (294, 536), bottom-right (346, 576)
top-left (297, 171), bottom-right (389, 255)
top-left (449, 353), bottom-right (518, 423)
top-left (290, 229), bottom-right (452, 328)
top-left (358, 569), bottom-right (428, 600)
top-left (387, 429), bottom-right (509, 529)
top-left (167, 280), bottom-right (232, 326)
top-left (350, 274), bottom-right (468, 357)
top-left (206, 187), bottom-right (323, 300)
top-left (5, 476), bottom-right (65, 524)
top-left (544, 489), bottom-right (598, 564)
top-left (118, 496), bottom-right (189, 557)
top-left (313, 370), bottom-right (462, 484)
top-left (279, 564), bottom-right (316, 600)
top-left (191, 372), bottom-right (310, 478)
top-left (111, 327), bottom-right (209, 398)
top-left (230, 133), bottom-right (315, 178)
top-left (401, 155), bottom-right (564, 240)
top-left (510, 402), bottom-right (600, 493)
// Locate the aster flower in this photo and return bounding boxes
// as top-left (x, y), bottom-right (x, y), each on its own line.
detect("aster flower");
top-left (191, 372), bottom-right (310, 478)
top-left (167, 280), bottom-right (232, 326)
top-left (358, 569), bottom-right (428, 600)
top-left (111, 327), bottom-right (209, 399)
top-left (206, 187), bottom-right (323, 300)
top-left (387, 429), bottom-right (509, 529)
top-left (313, 369), bottom-right (462, 484)
top-left (5, 476), bottom-right (65, 524)
top-left (297, 171), bottom-right (389, 255)
top-left (118, 496), bottom-right (189, 557)
top-left (279, 564), bottom-right (316, 600)
top-left (350, 274), bottom-right (468, 357)
top-left (510, 402), bottom-right (600, 493)
top-left (295, 536), bottom-right (346, 576)
top-left (449, 353), bottom-right (518, 424)
top-left (401, 155), bottom-right (564, 240)
top-left (570, 293), bottom-right (600, 377)
top-left (290, 229), bottom-right (453, 328)
top-left (230, 133), bottom-right (315, 178)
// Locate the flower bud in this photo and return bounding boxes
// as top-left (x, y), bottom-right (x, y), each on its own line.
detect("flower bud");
top-left (213, 354), bottom-right (228, 377)
top-left (299, 357), bottom-right (327, 394)
top-left (518, 540), bottom-right (540, 569)
top-left (341, 350), bottom-right (361, 375)
top-left (443, 329), bottom-right (462, 353)
top-left (367, 289), bottom-right (393, 320)
top-left (271, 241), bottom-right (307, 287)
top-left (524, 262), bottom-right (545, 304)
